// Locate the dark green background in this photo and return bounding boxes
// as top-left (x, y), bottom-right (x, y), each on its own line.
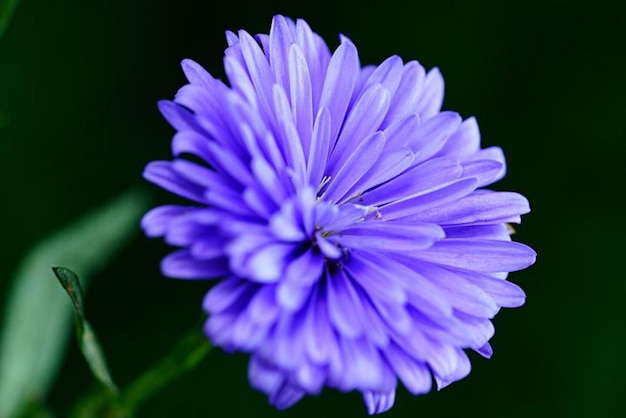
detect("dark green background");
top-left (2, 0), bottom-right (625, 416)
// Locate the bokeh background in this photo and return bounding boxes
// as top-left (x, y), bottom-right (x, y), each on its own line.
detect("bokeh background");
top-left (1, 0), bottom-right (625, 416)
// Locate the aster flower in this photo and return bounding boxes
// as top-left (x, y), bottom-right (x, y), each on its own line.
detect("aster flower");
top-left (141, 15), bottom-right (536, 414)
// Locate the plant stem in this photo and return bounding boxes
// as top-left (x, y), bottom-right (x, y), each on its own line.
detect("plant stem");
top-left (121, 329), bottom-right (212, 414)
top-left (70, 328), bottom-right (211, 418)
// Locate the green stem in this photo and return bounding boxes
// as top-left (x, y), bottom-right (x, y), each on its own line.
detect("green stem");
top-left (71, 328), bottom-right (211, 417)
top-left (122, 329), bottom-right (211, 413)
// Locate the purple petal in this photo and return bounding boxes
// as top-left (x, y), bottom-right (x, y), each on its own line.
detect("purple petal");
top-left (244, 243), bottom-right (295, 282)
top-left (306, 106), bottom-right (331, 186)
top-left (409, 191), bottom-right (530, 226)
top-left (361, 55), bottom-right (404, 102)
top-left (381, 60), bottom-right (426, 128)
top-left (161, 249), bottom-right (228, 279)
top-left (269, 313), bottom-right (307, 370)
top-left (230, 311), bottom-right (272, 351)
top-left (204, 183), bottom-right (255, 218)
top-left (171, 159), bottom-right (223, 189)
top-left (248, 355), bottom-right (284, 394)
top-left (277, 279), bottom-right (313, 312)
top-left (361, 251), bottom-right (453, 318)
top-left (363, 390), bottom-right (396, 415)
top-left (476, 342), bottom-right (493, 359)
top-left (174, 84), bottom-right (225, 136)
top-left (349, 148), bottom-right (415, 199)
top-left (245, 285), bottom-right (280, 326)
top-left (203, 278), bottom-right (253, 314)
top-left (171, 130), bottom-right (212, 162)
top-left (269, 15), bottom-right (295, 95)
top-left (288, 44), bottom-right (314, 154)
top-left (318, 40), bottom-right (360, 143)
top-left (369, 296), bottom-right (412, 335)
top-left (251, 157), bottom-right (288, 206)
top-left (443, 224), bottom-right (511, 240)
top-left (470, 146), bottom-right (507, 185)
top-left (269, 381), bottom-right (306, 410)
top-left (316, 234), bottom-right (343, 259)
top-left (282, 250), bottom-right (325, 287)
top-left (436, 116), bottom-right (481, 159)
top-left (450, 268), bottom-right (526, 308)
top-left (164, 215), bottom-right (215, 247)
top-left (382, 113), bottom-right (421, 150)
top-left (416, 239), bottom-right (537, 272)
top-left (190, 236), bottom-right (226, 259)
top-left (338, 221), bottom-right (444, 252)
top-left (277, 250), bottom-right (323, 312)
top-left (303, 287), bottom-right (337, 364)
top-left (362, 157), bottom-right (462, 206)
top-left (205, 140), bottom-right (256, 188)
top-left (243, 187), bottom-right (275, 218)
top-left (323, 131), bottom-right (386, 203)
top-left (411, 262), bottom-right (499, 318)
top-left (461, 159), bottom-right (504, 187)
top-left (238, 30), bottom-right (276, 117)
top-left (157, 100), bottom-right (198, 132)
top-left (269, 200), bottom-right (307, 241)
top-left (327, 84), bottom-right (390, 175)
top-left (327, 269), bottom-right (366, 338)
top-left (357, 296), bottom-right (391, 347)
top-left (293, 360), bottom-right (326, 393)
top-left (143, 161), bottom-right (206, 203)
top-left (380, 178), bottom-right (478, 220)
top-left (415, 67), bottom-right (444, 120)
top-left (295, 18), bottom-right (331, 110)
top-left (224, 30), bottom-right (239, 47)
top-left (181, 58), bottom-right (215, 89)
top-left (408, 111), bottom-right (462, 163)
top-left (454, 311), bottom-right (495, 349)
top-left (338, 338), bottom-right (388, 391)
top-left (344, 255), bottom-right (407, 305)
top-left (271, 84), bottom-right (307, 184)
top-left (434, 349), bottom-right (471, 390)
top-left (384, 343), bottom-right (432, 395)
top-left (223, 54), bottom-right (258, 107)
top-left (141, 205), bottom-right (190, 237)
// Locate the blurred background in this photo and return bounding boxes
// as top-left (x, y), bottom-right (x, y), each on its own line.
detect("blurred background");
top-left (1, 0), bottom-right (625, 416)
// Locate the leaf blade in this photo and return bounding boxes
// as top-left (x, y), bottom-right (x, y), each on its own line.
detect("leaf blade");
top-left (0, 188), bottom-right (150, 418)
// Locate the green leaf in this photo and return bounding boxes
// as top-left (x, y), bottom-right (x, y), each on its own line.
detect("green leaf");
top-left (0, 188), bottom-right (150, 418)
top-left (52, 267), bottom-right (118, 395)
top-left (0, 0), bottom-right (21, 40)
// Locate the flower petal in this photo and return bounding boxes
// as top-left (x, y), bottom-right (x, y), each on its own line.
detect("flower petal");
top-left (141, 205), bottom-right (191, 237)
top-left (244, 243), bottom-right (295, 283)
top-left (318, 40), bottom-right (360, 142)
top-left (361, 157), bottom-right (462, 206)
top-left (408, 191), bottom-right (530, 226)
top-left (323, 131), bottom-right (386, 203)
top-left (161, 249), bottom-right (228, 279)
top-left (381, 60), bottom-right (426, 128)
top-left (415, 67), bottom-right (444, 120)
top-left (327, 84), bottom-right (390, 176)
top-left (416, 239), bottom-right (537, 272)
top-left (384, 343), bottom-right (432, 395)
top-left (327, 269), bottom-right (366, 338)
top-left (143, 161), bottom-right (206, 203)
top-left (288, 44), bottom-right (314, 154)
top-left (363, 390), bottom-right (396, 415)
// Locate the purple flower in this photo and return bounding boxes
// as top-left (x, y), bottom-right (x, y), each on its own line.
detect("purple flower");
top-left (142, 15), bottom-right (536, 415)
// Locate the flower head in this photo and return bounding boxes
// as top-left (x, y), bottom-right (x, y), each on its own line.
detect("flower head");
top-left (142, 15), bottom-right (536, 414)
